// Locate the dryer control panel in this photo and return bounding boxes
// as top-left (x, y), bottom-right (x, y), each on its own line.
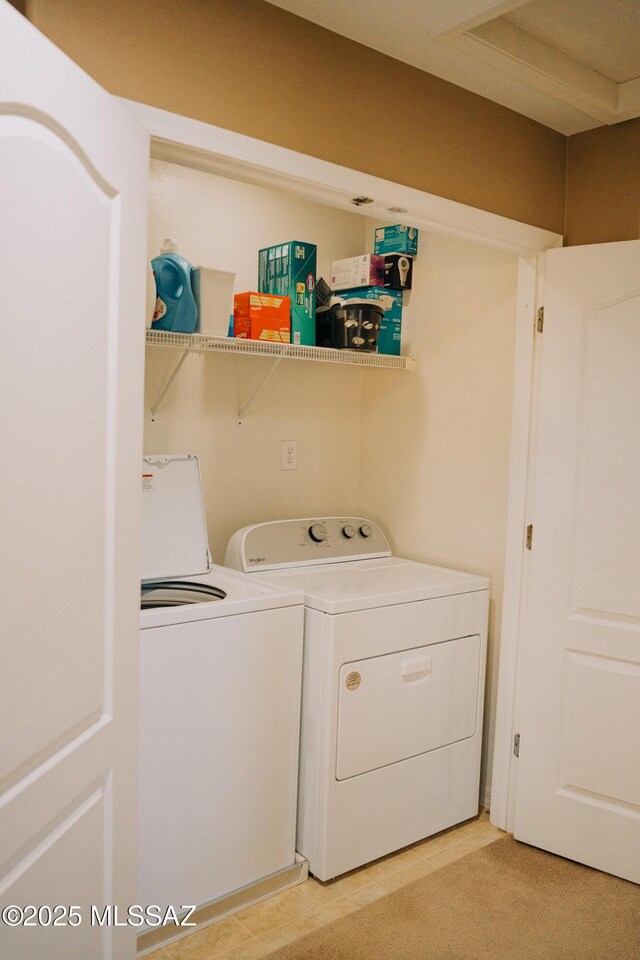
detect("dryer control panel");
top-left (225, 518), bottom-right (392, 572)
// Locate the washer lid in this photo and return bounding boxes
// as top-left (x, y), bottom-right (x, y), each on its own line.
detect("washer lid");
top-left (141, 455), bottom-right (210, 582)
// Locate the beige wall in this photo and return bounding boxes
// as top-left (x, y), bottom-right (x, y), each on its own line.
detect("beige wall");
top-left (565, 119), bottom-right (640, 246)
top-left (28, 0), bottom-right (566, 235)
top-left (26, 1), bottom-right (640, 245)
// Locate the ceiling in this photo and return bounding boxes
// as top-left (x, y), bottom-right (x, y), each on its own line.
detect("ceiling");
top-left (266, 0), bottom-right (640, 135)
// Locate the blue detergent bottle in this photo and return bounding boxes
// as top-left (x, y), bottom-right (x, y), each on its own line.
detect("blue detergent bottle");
top-left (151, 239), bottom-right (198, 333)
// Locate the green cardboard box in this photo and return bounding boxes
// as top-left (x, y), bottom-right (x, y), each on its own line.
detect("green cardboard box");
top-left (258, 241), bottom-right (317, 345)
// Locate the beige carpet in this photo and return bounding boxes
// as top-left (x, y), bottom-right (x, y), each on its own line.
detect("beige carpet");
top-left (266, 837), bottom-right (640, 960)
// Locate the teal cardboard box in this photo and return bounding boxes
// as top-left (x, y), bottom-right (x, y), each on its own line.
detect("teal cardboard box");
top-left (333, 286), bottom-right (402, 356)
top-left (377, 318), bottom-right (402, 356)
top-left (373, 224), bottom-right (419, 257)
top-left (258, 241), bottom-right (317, 345)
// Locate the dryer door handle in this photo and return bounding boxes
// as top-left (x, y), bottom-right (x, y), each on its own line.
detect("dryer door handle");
top-left (401, 656), bottom-right (432, 681)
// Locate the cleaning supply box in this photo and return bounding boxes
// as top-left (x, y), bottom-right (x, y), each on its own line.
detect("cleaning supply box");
top-left (233, 292), bottom-right (291, 342)
top-left (258, 241), bottom-right (316, 345)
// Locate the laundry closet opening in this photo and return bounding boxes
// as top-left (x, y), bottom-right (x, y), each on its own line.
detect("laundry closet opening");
top-left (140, 108), bottom-right (554, 806)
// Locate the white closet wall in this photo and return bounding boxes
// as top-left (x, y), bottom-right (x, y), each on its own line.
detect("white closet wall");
top-left (358, 230), bottom-right (518, 797)
top-left (144, 160), bottom-right (370, 558)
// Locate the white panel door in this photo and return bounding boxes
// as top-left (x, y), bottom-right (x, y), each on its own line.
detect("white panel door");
top-left (0, 4), bottom-right (147, 958)
top-left (513, 241), bottom-right (640, 883)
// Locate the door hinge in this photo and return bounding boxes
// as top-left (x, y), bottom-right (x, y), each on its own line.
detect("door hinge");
top-left (513, 733), bottom-right (520, 757)
top-left (525, 524), bottom-right (533, 550)
top-left (536, 306), bottom-right (544, 332)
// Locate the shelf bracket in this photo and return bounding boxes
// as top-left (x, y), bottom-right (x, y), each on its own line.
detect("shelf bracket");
top-left (237, 354), bottom-right (285, 425)
top-left (146, 331), bottom-right (413, 423)
top-left (149, 348), bottom-right (190, 421)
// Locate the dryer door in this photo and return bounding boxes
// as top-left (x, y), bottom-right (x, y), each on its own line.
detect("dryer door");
top-left (336, 635), bottom-right (480, 780)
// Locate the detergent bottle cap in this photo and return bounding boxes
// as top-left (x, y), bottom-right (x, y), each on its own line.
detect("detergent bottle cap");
top-left (160, 238), bottom-right (179, 254)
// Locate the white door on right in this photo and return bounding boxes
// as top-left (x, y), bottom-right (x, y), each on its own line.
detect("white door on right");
top-left (513, 240), bottom-right (640, 884)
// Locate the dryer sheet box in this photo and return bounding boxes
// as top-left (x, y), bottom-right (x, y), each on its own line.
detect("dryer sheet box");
top-left (333, 286), bottom-right (403, 356)
top-left (258, 241), bottom-right (317, 345)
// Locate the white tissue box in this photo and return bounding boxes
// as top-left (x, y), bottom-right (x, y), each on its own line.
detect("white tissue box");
top-left (192, 267), bottom-right (235, 337)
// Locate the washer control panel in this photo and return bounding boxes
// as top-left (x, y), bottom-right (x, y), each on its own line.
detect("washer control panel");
top-left (226, 517), bottom-right (391, 572)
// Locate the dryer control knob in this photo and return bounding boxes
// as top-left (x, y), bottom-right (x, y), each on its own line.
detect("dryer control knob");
top-left (342, 524), bottom-right (356, 539)
top-left (359, 523), bottom-right (372, 538)
top-left (308, 523), bottom-right (327, 543)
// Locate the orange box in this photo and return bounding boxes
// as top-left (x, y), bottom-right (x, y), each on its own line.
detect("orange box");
top-left (233, 292), bottom-right (290, 342)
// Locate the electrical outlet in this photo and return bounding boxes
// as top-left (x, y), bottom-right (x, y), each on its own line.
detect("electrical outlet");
top-left (281, 440), bottom-right (297, 471)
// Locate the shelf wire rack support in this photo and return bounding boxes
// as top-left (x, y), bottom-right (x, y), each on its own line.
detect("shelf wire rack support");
top-left (149, 348), bottom-right (190, 422)
top-left (236, 354), bottom-right (285, 425)
top-left (146, 330), bottom-right (414, 422)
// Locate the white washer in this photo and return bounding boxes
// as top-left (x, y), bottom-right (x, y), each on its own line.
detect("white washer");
top-left (139, 455), bottom-right (304, 913)
top-left (225, 517), bottom-right (489, 881)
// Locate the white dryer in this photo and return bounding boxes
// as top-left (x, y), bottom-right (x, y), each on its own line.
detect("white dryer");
top-left (139, 455), bottom-right (304, 914)
top-left (225, 517), bottom-right (489, 881)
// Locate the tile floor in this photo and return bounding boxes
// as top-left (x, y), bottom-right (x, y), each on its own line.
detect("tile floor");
top-left (142, 811), bottom-right (504, 960)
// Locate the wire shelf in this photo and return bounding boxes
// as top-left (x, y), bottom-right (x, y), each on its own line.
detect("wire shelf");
top-left (146, 330), bottom-right (414, 370)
